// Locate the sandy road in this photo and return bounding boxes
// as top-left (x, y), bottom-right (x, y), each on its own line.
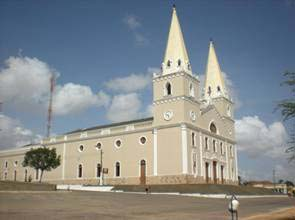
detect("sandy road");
top-left (0, 191), bottom-right (294, 220)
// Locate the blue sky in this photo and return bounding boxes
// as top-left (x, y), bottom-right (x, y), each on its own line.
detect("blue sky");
top-left (0, 0), bottom-right (294, 181)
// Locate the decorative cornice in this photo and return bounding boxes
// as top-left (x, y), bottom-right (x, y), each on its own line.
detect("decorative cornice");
top-left (153, 70), bottom-right (199, 82)
top-left (153, 95), bottom-right (200, 105)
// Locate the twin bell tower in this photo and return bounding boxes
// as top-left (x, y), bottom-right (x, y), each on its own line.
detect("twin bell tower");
top-left (152, 5), bottom-right (234, 129)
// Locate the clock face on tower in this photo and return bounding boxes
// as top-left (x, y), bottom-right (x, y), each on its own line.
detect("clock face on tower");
top-left (163, 110), bottom-right (173, 121)
top-left (190, 110), bottom-right (196, 122)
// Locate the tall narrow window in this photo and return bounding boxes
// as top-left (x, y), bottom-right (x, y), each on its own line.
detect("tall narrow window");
top-left (115, 162), bottom-right (120, 177)
top-left (36, 169), bottom-right (39, 180)
top-left (208, 86), bottom-right (212, 96)
top-left (97, 163), bottom-right (101, 178)
top-left (192, 132), bottom-right (195, 146)
top-left (78, 164), bottom-right (83, 178)
top-left (192, 153), bottom-right (197, 175)
top-left (5, 161), bottom-right (8, 168)
top-left (177, 59), bottom-right (181, 67)
top-left (210, 123), bottom-right (217, 134)
top-left (217, 86), bottom-right (221, 92)
top-left (14, 170), bottom-right (17, 181)
top-left (189, 83), bottom-right (195, 97)
top-left (205, 137), bottom-right (209, 150)
top-left (167, 60), bottom-right (171, 67)
top-left (213, 140), bottom-right (216, 152)
top-left (4, 172), bottom-right (7, 180)
top-left (220, 142), bottom-right (223, 155)
top-left (166, 82), bottom-right (172, 95)
top-left (227, 105), bottom-right (231, 117)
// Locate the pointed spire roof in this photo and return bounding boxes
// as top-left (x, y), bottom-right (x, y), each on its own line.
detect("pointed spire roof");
top-left (162, 5), bottom-right (191, 75)
top-left (204, 40), bottom-right (228, 99)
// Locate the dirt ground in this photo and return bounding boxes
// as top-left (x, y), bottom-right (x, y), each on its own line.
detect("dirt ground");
top-left (243, 207), bottom-right (295, 220)
top-left (0, 191), bottom-right (294, 220)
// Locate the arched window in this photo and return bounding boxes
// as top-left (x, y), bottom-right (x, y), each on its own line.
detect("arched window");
top-left (191, 132), bottom-right (195, 146)
top-left (192, 153), bottom-right (197, 175)
top-left (217, 86), bottom-right (221, 92)
top-left (189, 83), bottom-right (195, 97)
top-left (96, 163), bottom-right (101, 178)
top-left (78, 164), bottom-right (83, 178)
top-left (36, 169), bottom-right (39, 180)
top-left (205, 137), bottom-right (209, 150)
top-left (115, 162), bottom-right (120, 177)
top-left (213, 140), bottom-right (216, 152)
top-left (177, 59), bottom-right (181, 67)
top-left (210, 123), bottom-right (217, 134)
top-left (78, 145), bottom-right (84, 152)
top-left (208, 86), bottom-right (212, 96)
top-left (166, 82), bottom-right (172, 95)
top-left (167, 60), bottom-right (171, 67)
top-left (227, 105), bottom-right (231, 117)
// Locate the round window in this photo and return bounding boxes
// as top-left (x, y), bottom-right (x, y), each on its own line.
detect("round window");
top-left (79, 145), bottom-right (84, 152)
top-left (96, 142), bottom-right (102, 150)
top-left (115, 139), bottom-right (122, 148)
top-left (139, 136), bottom-right (146, 145)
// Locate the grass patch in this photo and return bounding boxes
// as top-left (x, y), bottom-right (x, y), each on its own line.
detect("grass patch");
top-left (0, 181), bottom-right (56, 191)
top-left (113, 184), bottom-right (280, 195)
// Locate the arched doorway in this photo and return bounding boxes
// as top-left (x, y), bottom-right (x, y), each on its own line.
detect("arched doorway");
top-left (140, 160), bottom-right (146, 185)
top-left (220, 165), bottom-right (224, 184)
top-left (213, 161), bottom-right (217, 184)
top-left (205, 162), bottom-right (209, 183)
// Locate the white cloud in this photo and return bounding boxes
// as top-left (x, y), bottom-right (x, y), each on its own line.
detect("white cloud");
top-left (222, 72), bottom-right (242, 109)
top-left (0, 56), bottom-right (54, 112)
top-left (235, 116), bottom-right (289, 158)
top-left (53, 84), bottom-right (110, 115)
top-left (106, 93), bottom-right (142, 122)
top-left (134, 33), bottom-right (149, 45)
top-left (123, 14), bottom-right (148, 46)
top-left (0, 114), bottom-right (42, 149)
top-left (0, 56), bottom-right (110, 116)
top-left (105, 71), bottom-right (152, 93)
top-left (123, 15), bottom-right (141, 30)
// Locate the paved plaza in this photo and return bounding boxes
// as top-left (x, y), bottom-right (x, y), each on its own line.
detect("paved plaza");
top-left (0, 191), bottom-right (294, 220)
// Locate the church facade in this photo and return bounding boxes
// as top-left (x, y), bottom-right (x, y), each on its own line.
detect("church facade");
top-left (0, 7), bottom-right (238, 185)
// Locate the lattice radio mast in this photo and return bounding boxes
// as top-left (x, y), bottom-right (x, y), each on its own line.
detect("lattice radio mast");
top-left (46, 74), bottom-right (55, 138)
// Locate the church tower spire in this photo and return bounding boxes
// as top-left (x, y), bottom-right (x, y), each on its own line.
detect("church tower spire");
top-left (204, 40), bottom-right (228, 100)
top-left (162, 5), bottom-right (192, 75)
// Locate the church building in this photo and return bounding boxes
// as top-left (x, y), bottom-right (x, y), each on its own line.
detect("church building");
top-left (0, 6), bottom-right (238, 185)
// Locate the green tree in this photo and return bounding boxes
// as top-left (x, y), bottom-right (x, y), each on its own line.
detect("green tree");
top-left (277, 72), bottom-right (295, 161)
top-left (22, 147), bottom-right (61, 183)
top-left (285, 180), bottom-right (294, 187)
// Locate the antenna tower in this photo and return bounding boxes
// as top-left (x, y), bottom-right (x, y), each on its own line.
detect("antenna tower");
top-left (46, 74), bottom-right (55, 137)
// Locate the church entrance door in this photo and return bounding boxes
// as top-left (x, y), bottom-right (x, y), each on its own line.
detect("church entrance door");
top-left (213, 161), bottom-right (217, 184)
top-left (205, 162), bottom-right (209, 183)
top-left (221, 165), bottom-right (224, 184)
top-left (140, 160), bottom-right (146, 185)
